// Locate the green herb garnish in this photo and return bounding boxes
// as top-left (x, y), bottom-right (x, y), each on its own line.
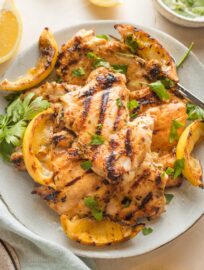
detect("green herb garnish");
top-left (174, 158), bottom-right (185, 179)
top-left (0, 93), bottom-right (50, 160)
top-left (148, 81), bottom-right (170, 101)
top-left (84, 196), bottom-right (103, 221)
top-left (176, 42), bottom-right (194, 69)
top-left (80, 160), bottom-right (92, 170)
top-left (165, 167), bottom-right (174, 176)
top-left (161, 78), bottom-right (176, 89)
top-left (96, 34), bottom-right (110, 40)
top-left (56, 76), bottom-right (63, 83)
top-left (90, 134), bottom-right (104, 145)
top-left (111, 64), bottom-right (128, 74)
top-left (186, 102), bottom-right (204, 120)
top-left (127, 100), bottom-right (139, 110)
top-left (116, 98), bottom-right (123, 108)
top-left (165, 193), bottom-right (174, 204)
top-left (72, 67), bottom-right (85, 77)
top-left (142, 227), bottom-right (153, 236)
top-left (125, 35), bottom-right (138, 54)
top-left (169, 119), bottom-right (184, 143)
top-left (87, 52), bottom-right (110, 69)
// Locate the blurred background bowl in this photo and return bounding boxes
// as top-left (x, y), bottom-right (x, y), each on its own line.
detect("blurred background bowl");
top-left (153, 0), bottom-right (204, 28)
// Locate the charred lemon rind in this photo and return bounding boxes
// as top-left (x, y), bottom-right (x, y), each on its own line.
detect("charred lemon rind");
top-left (176, 120), bottom-right (204, 188)
top-left (60, 215), bottom-right (144, 246)
top-left (0, 28), bottom-right (58, 91)
top-left (23, 108), bottom-right (56, 188)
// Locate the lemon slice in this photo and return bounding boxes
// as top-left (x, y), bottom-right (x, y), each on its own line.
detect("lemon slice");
top-left (89, 0), bottom-right (122, 7)
top-left (0, 0), bottom-right (22, 64)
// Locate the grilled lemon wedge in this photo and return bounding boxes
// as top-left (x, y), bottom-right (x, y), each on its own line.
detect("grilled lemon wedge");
top-left (0, 28), bottom-right (58, 91)
top-left (176, 120), bottom-right (204, 188)
top-left (23, 108), bottom-right (55, 188)
top-left (0, 0), bottom-right (22, 64)
top-left (61, 215), bottom-right (143, 246)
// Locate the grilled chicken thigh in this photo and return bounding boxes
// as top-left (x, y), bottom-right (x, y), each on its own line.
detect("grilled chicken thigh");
top-left (56, 27), bottom-right (171, 94)
top-left (34, 67), bottom-right (167, 225)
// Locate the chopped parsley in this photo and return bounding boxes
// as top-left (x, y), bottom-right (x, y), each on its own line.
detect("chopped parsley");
top-left (0, 93), bottom-right (50, 160)
top-left (72, 67), bottom-right (85, 77)
top-left (127, 99), bottom-right (139, 110)
top-left (56, 76), bottom-right (63, 83)
top-left (161, 78), bottom-right (176, 89)
top-left (111, 64), bottom-right (128, 74)
top-left (96, 34), bottom-right (110, 40)
top-left (80, 160), bottom-right (92, 170)
top-left (125, 35), bottom-right (138, 54)
top-left (186, 102), bottom-right (204, 120)
top-left (87, 52), bottom-right (110, 69)
top-left (169, 119), bottom-right (184, 143)
top-left (116, 98), bottom-right (123, 108)
top-left (142, 227), bottom-right (153, 236)
top-left (84, 196), bottom-right (103, 221)
top-left (176, 42), bottom-right (194, 69)
top-left (148, 80), bottom-right (170, 101)
top-left (174, 158), bottom-right (185, 179)
top-left (165, 193), bottom-right (174, 204)
top-left (165, 167), bottom-right (174, 176)
top-left (90, 134), bottom-right (104, 145)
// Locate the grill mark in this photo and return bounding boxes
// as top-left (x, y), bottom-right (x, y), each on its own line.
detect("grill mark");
top-left (138, 192), bottom-right (153, 209)
top-left (106, 152), bottom-right (121, 182)
top-left (65, 171), bottom-right (91, 187)
top-left (113, 106), bottom-right (122, 131)
top-left (82, 96), bottom-right (92, 123)
top-left (125, 129), bottom-right (132, 157)
top-left (96, 73), bottom-right (118, 89)
top-left (96, 91), bottom-right (110, 135)
top-left (79, 87), bottom-right (96, 98)
top-left (43, 191), bottom-right (60, 202)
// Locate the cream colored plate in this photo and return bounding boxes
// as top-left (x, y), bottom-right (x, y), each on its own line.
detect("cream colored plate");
top-left (0, 21), bottom-right (204, 259)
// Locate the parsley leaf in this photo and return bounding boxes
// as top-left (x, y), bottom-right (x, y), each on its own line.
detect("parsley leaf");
top-left (169, 120), bottom-right (184, 143)
top-left (174, 158), bottom-right (185, 179)
top-left (176, 42), bottom-right (194, 69)
top-left (87, 52), bottom-right (97, 59)
top-left (96, 34), bottom-right (110, 40)
top-left (125, 35), bottom-right (138, 54)
top-left (165, 193), bottom-right (174, 204)
top-left (116, 98), bottom-right (123, 108)
top-left (148, 81), bottom-right (170, 101)
top-left (87, 52), bottom-right (110, 68)
top-left (127, 99), bottom-right (139, 110)
top-left (111, 64), bottom-right (128, 74)
top-left (84, 196), bottom-right (103, 221)
top-left (56, 76), bottom-right (63, 83)
top-left (90, 134), bottom-right (104, 145)
top-left (142, 227), bottom-right (153, 236)
top-left (72, 67), bottom-right (85, 77)
top-left (161, 78), bottom-right (176, 89)
top-left (0, 93), bottom-right (50, 160)
top-left (80, 160), bottom-right (92, 170)
top-left (165, 167), bottom-right (174, 176)
top-left (186, 102), bottom-right (204, 120)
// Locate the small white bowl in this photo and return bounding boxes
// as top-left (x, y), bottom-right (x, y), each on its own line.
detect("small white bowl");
top-left (153, 0), bottom-right (204, 28)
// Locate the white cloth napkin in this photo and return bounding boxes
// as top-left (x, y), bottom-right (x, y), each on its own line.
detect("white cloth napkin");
top-left (0, 199), bottom-right (95, 270)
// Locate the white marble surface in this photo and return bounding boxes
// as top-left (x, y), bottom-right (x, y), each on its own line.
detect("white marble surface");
top-left (0, 0), bottom-right (204, 269)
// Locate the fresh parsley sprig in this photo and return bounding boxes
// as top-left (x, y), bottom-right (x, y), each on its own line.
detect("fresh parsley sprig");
top-left (186, 102), bottom-right (204, 120)
top-left (0, 93), bottom-right (50, 160)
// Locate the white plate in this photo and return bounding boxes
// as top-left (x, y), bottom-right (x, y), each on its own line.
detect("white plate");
top-left (0, 21), bottom-right (204, 259)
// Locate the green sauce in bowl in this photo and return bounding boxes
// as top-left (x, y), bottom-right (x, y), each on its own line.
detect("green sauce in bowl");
top-left (163, 0), bottom-right (204, 18)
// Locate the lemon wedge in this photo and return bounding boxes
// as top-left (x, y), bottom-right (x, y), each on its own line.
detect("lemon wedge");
top-left (89, 0), bottom-right (122, 7)
top-left (0, 0), bottom-right (22, 64)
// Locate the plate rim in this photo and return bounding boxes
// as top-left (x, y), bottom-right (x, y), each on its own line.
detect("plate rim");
top-left (1, 20), bottom-right (204, 259)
